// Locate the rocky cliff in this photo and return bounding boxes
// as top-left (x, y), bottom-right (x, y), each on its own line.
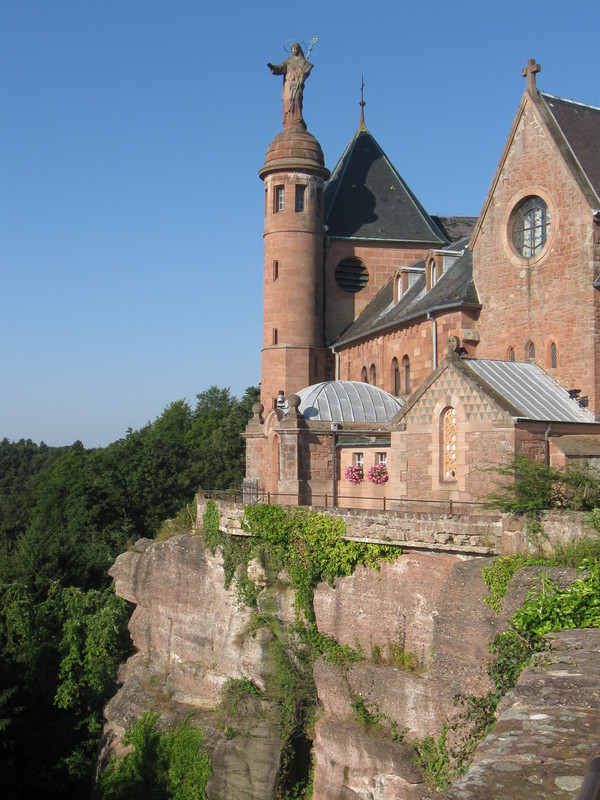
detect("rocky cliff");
top-left (101, 533), bottom-right (599, 799)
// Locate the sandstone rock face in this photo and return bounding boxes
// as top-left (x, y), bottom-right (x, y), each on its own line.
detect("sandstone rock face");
top-left (103, 534), bottom-right (598, 800)
top-left (104, 535), bottom-right (290, 800)
top-left (311, 553), bottom-right (500, 798)
top-left (446, 628), bottom-right (600, 799)
top-left (310, 553), bottom-right (598, 800)
top-left (109, 536), bottom-right (271, 703)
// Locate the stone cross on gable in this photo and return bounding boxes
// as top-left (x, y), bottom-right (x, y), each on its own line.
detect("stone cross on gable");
top-left (522, 58), bottom-right (541, 94)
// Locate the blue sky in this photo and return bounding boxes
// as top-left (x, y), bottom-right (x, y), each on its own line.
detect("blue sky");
top-left (1, 0), bottom-right (599, 447)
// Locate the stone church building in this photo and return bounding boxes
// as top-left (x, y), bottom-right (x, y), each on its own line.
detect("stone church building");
top-left (244, 56), bottom-right (600, 508)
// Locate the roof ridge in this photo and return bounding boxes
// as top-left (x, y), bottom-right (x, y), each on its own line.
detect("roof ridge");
top-left (541, 92), bottom-right (600, 113)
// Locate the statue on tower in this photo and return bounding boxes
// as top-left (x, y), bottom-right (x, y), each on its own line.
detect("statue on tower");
top-left (268, 42), bottom-right (313, 128)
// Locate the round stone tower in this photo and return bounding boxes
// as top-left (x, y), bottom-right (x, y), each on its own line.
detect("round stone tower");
top-left (259, 123), bottom-right (330, 412)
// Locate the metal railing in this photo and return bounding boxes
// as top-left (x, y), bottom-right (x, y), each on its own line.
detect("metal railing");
top-left (198, 486), bottom-right (489, 517)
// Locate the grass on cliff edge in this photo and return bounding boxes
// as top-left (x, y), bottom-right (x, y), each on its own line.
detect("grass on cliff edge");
top-left (201, 501), bottom-right (399, 622)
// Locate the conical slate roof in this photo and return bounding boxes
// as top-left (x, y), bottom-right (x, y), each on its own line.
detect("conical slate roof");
top-left (324, 127), bottom-right (447, 244)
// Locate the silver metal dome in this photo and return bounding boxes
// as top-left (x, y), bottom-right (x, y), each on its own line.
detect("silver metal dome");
top-left (295, 381), bottom-right (403, 423)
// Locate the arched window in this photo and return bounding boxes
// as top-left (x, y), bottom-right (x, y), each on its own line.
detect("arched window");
top-left (361, 366), bottom-right (368, 383)
top-left (402, 355), bottom-right (410, 395)
top-left (528, 342), bottom-right (536, 360)
top-left (441, 407), bottom-right (458, 481)
top-left (370, 364), bottom-right (377, 386)
top-left (508, 347), bottom-right (515, 362)
top-left (550, 342), bottom-right (557, 369)
top-left (392, 358), bottom-right (400, 396)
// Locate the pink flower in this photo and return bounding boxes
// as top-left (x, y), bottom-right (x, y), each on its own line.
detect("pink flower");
top-left (344, 465), bottom-right (364, 484)
top-left (367, 464), bottom-right (388, 484)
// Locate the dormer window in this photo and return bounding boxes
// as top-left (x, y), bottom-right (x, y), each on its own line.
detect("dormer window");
top-left (393, 272), bottom-right (402, 303)
top-left (429, 260), bottom-right (437, 288)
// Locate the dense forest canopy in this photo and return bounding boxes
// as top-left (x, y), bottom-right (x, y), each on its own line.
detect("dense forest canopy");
top-left (0, 385), bottom-right (258, 800)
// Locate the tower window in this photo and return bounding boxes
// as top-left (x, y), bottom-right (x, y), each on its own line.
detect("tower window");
top-left (295, 185), bottom-right (305, 212)
top-left (316, 188), bottom-right (322, 217)
top-left (361, 366), bottom-right (368, 383)
top-left (550, 341), bottom-right (557, 369)
top-left (272, 328), bottom-right (278, 345)
top-left (273, 260), bottom-right (279, 281)
top-left (528, 342), bottom-right (535, 360)
top-left (275, 186), bottom-right (285, 213)
top-left (508, 347), bottom-right (515, 362)
top-left (370, 364), bottom-right (377, 386)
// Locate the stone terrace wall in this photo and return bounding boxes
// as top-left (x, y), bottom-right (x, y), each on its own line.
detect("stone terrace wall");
top-left (197, 494), bottom-right (595, 557)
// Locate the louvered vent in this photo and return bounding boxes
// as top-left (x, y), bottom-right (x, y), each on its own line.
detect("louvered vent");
top-left (335, 258), bottom-right (369, 293)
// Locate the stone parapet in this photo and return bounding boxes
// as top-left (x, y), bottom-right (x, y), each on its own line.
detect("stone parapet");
top-left (197, 494), bottom-right (597, 557)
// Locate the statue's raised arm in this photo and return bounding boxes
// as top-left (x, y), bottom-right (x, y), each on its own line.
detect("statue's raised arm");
top-left (267, 42), bottom-right (313, 127)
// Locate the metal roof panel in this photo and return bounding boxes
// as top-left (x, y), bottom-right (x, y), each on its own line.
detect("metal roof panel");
top-left (463, 360), bottom-right (596, 423)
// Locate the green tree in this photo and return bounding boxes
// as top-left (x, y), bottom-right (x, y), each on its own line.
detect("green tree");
top-left (0, 385), bottom-right (257, 798)
top-left (97, 712), bottom-right (211, 800)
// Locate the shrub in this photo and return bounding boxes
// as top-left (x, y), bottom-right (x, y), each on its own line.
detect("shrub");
top-left (485, 455), bottom-right (600, 514)
top-left (97, 712), bottom-right (211, 800)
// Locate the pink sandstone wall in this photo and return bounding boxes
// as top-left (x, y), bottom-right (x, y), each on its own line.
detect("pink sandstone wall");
top-left (325, 240), bottom-right (432, 343)
top-left (472, 94), bottom-right (600, 414)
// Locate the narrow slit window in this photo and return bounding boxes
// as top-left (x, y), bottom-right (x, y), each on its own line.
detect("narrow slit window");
top-left (273, 260), bottom-right (279, 281)
top-left (550, 342), bottom-right (557, 369)
top-left (370, 364), bottom-right (377, 385)
top-left (272, 328), bottom-right (278, 345)
top-left (528, 342), bottom-right (535, 360)
top-left (361, 366), bottom-right (368, 383)
top-left (392, 358), bottom-right (400, 396)
top-left (508, 347), bottom-right (515, 362)
top-left (402, 355), bottom-right (410, 395)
